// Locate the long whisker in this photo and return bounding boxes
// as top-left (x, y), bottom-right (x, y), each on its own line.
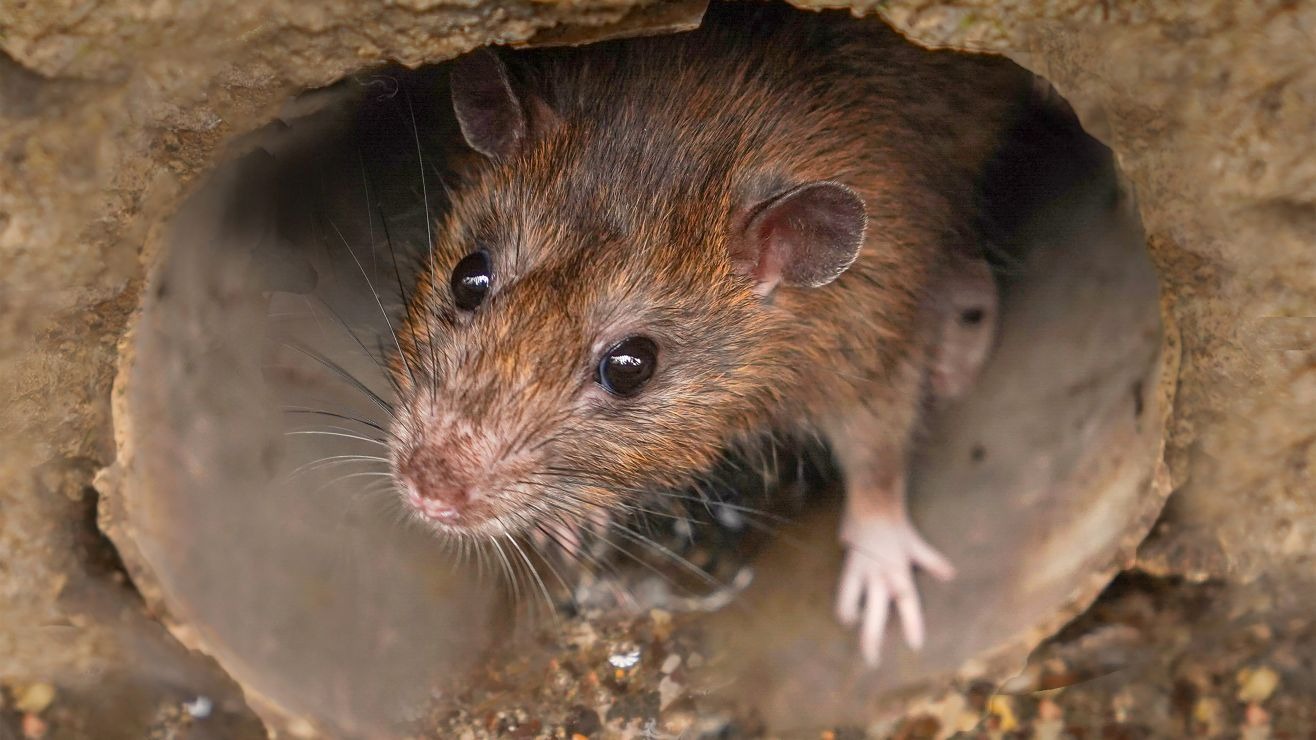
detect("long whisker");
top-left (489, 536), bottom-right (522, 606)
top-left (280, 340), bottom-right (393, 413)
top-left (606, 522), bottom-right (721, 588)
top-left (283, 406), bottom-right (392, 437)
top-left (506, 532), bottom-right (557, 620)
top-left (299, 294), bottom-right (401, 395)
top-left (284, 429), bottom-right (390, 448)
top-left (403, 86), bottom-right (442, 399)
top-left (375, 201), bottom-right (430, 389)
top-left (328, 219), bottom-right (415, 389)
top-left (286, 454), bottom-right (390, 480)
top-left (566, 519), bottom-right (701, 597)
top-left (523, 522), bottom-right (578, 597)
top-left (533, 516), bottom-right (640, 611)
top-left (537, 467), bottom-right (786, 524)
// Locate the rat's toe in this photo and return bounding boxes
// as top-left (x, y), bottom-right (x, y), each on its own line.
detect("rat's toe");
top-left (907, 529), bottom-right (956, 582)
top-left (891, 573), bottom-right (925, 650)
top-left (835, 552), bottom-right (864, 626)
top-left (860, 573), bottom-right (891, 665)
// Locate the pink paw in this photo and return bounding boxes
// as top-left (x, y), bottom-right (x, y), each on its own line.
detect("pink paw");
top-left (835, 515), bottom-right (955, 666)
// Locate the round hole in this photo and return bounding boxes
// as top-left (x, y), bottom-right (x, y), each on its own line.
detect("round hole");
top-left (107, 12), bottom-right (1172, 735)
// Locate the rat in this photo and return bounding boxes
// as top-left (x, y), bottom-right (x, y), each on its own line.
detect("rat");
top-left (386, 1), bottom-right (1023, 665)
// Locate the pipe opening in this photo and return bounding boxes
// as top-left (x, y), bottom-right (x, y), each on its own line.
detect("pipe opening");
top-left (112, 6), bottom-right (1170, 734)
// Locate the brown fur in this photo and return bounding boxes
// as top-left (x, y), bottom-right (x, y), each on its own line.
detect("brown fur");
top-left (389, 1), bottom-right (1031, 537)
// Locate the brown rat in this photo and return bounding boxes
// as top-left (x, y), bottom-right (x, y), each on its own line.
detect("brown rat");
top-left (387, 1), bottom-right (1022, 665)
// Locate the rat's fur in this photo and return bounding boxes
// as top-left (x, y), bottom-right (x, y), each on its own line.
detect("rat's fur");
top-left (388, 1), bottom-right (1028, 654)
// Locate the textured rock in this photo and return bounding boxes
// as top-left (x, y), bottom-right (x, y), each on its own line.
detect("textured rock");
top-left (872, 1), bottom-right (1316, 586)
top-left (1, 0), bottom-right (1313, 734)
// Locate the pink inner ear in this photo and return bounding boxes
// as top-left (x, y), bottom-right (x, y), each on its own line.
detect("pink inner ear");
top-left (751, 223), bottom-right (789, 288)
top-left (736, 181), bottom-right (868, 295)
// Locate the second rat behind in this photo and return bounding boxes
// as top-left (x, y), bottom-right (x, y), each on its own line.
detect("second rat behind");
top-left (386, 1), bottom-right (1027, 665)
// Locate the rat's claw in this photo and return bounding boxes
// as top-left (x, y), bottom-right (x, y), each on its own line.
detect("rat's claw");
top-left (836, 514), bottom-right (955, 666)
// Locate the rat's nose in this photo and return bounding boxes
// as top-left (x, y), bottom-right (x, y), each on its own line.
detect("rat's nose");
top-left (398, 447), bottom-right (475, 523)
top-left (407, 484), bottom-right (469, 523)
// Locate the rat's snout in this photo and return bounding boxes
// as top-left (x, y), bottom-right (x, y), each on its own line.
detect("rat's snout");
top-left (397, 445), bottom-right (480, 525)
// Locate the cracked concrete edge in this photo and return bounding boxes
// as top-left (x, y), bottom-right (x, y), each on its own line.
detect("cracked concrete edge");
top-left (950, 299), bottom-right (1182, 699)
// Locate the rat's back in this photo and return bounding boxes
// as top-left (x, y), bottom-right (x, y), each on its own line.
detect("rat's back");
top-left (502, 2), bottom-right (1031, 213)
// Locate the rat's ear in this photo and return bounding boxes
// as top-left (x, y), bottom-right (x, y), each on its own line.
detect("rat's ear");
top-left (732, 181), bottom-right (867, 296)
top-left (450, 48), bottom-right (527, 162)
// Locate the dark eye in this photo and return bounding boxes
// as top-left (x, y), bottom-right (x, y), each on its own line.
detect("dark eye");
top-left (450, 250), bottom-right (492, 311)
top-left (597, 336), bottom-right (659, 397)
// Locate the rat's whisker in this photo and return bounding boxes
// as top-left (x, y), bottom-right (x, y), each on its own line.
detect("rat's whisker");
top-left (286, 454), bottom-right (391, 480)
top-left (284, 429), bottom-right (390, 448)
top-left (279, 340), bottom-right (393, 413)
top-left (488, 535), bottom-right (520, 605)
top-left (401, 86), bottom-right (442, 399)
top-left (605, 520), bottom-right (721, 589)
top-left (284, 407), bottom-right (393, 437)
top-left (506, 531), bottom-right (557, 619)
top-left (327, 218), bottom-right (415, 390)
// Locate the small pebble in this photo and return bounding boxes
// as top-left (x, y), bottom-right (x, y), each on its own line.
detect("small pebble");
top-left (650, 608), bottom-right (673, 640)
top-left (1236, 666), bottom-right (1280, 703)
top-left (660, 654), bottom-right (682, 674)
top-left (658, 675), bottom-right (682, 710)
top-left (15, 683), bottom-right (55, 714)
top-left (1193, 697), bottom-right (1225, 736)
top-left (608, 645), bottom-right (641, 670)
top-left (183, 695), bottom-right (213, 718)
top-left (986, 695), bottom-right (1018, 732)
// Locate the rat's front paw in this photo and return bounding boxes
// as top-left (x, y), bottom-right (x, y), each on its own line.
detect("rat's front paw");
top-left (835, 515), bottom-right (956, 666)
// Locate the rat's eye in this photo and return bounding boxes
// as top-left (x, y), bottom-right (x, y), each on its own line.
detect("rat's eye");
top-left (597, 336), bottom-right (658, 397)
top-left (450, 250), bottom-right (492, 310)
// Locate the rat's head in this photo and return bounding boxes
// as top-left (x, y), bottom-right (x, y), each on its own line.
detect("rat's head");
top-left (388, 48), bottom-right (867, 539)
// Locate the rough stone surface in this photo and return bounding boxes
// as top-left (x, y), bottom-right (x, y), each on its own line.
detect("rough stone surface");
top-left (1, 0), bottom-right (1313, 735)
top-left (873, 0), bottom-right (1316, 586)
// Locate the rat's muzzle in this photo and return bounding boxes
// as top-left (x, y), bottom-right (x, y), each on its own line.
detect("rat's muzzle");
top-left (397, 445), bottom-right (485, 526)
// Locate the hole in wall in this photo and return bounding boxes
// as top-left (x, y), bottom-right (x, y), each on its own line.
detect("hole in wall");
top-left (111, 3), bottom-right (1170, 734)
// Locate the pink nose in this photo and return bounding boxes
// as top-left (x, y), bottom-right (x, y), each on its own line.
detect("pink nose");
top-left (398, 448), bottom-right (474, 523)
top-left (406, 485), bottom-right (468, 522)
